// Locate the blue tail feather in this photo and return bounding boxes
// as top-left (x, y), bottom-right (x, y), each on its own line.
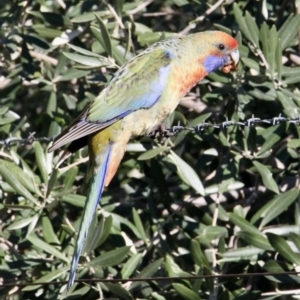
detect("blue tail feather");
top-left (67, 143), bottom-right (112, 291)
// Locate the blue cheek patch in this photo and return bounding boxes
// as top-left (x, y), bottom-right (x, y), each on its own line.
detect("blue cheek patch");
top-left (203, 55), bottom-right (226, 73)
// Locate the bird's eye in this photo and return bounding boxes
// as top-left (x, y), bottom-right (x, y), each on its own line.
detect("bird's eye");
top-left (218, 43), bottom-right (225, 50)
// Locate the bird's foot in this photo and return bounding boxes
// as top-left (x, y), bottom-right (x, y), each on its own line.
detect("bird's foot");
top-left (148, 123), bottom-right (182, 143)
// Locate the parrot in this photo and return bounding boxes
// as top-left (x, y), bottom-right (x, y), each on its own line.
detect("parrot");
top-left (48, 30), bottom-right (239, 290)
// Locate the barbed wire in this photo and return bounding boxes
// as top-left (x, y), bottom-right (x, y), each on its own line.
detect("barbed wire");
top-left (0, 132), bottom-right (54, 148)
top-left (1, 270), bottom-right (300, 288)
top-left (1, 114), bottom-right (299, 149)
top-left (148, 114), bottom-right (300, 139)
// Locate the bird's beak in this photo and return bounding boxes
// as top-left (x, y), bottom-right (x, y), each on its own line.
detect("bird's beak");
top-left (230, 48), bottom-right (240, 68)
top-left (222, 48), bottom-right (240, 73)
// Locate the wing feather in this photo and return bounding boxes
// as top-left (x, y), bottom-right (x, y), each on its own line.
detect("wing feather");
top-left (48, 47), bottom-right (172, 152)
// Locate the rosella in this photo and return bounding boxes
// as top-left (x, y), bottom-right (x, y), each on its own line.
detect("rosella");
top-left (48, 30), bottom-right (239, 290)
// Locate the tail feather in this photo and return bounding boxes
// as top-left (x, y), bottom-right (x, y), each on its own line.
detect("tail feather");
top-left (67, 143), bottom-right (113, 291)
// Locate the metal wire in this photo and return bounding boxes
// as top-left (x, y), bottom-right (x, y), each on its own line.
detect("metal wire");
top-left (147, 114), bottom-right (300, 138)
top-left (1, 114), bottom-right (299, 148)
top-left (1, 270), bottom-right (300, 288)
top-left (0, 132), bottom-right (54, 148)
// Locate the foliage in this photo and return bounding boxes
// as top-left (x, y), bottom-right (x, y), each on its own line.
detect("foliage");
top-left (1, 0), bottom-right (300, 299)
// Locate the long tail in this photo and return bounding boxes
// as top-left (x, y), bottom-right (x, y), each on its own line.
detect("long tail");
top-left (67, 143), bottom-right (113, 291)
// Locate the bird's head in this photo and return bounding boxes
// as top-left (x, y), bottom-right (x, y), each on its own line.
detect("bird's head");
top-left (184, 31), bottom-right (239, 75)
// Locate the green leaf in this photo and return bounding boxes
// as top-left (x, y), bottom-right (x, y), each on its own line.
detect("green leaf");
top-left (244, 11), bottom-right (260, 46)
top-left (263, 260), bottom-right (286, 283)
top-left (46, 92), bottom-right (56, 116)
top-left (132, 208), bottom-right (148, 243)
top-left (26, 213), bottom-right (40, 238)
top-left (228, 213), bottom-right (261, 235)
top-left (172, 283), bottom-right (201, 300)
top-left (27, 233), bottom-right (69, 263)
top-left (66, 286), bottom-right (90, 297)
top-left (7, 215), bottom-right (38, 230)
top-left (61, 194), bottom-right (86, 207)
top-left (242, 57), bottom-right (260, 71)
top-left (190, 240), bottom-right (210, 269)
top-left (165, 255), bottom-right (190, 278)
top-left (83, 215), bottom-right (112, 254)
top-left (68, 43), bottom-right (105, 57)
top-left (252, 161), bottom-right (279, 194)
top-left (257, 126), bottom-right (281, 156)
top-left (169, 150), bottom-right (205, 196)
top-left (109, 212), bottom-right (141, 238)
top-left (22, 266), bottom-right (69, 291)
top-left (32, 25), bottom-right (62, 39)
top-left (267, 233), bottom-right (300, 265)
top-left (0, 161), bottom-right (38, 205)
top-left (263, 260), bottom-right (285, 273)
top-left (1, 159), bottom-right (37, 194)
top-left (276, 90), bottom-right (299, 118)
top-left (172, 0), bottom-right (189, 6)
top-left (234, 4), bottom-right (258, 46)
top-left (121, 253), bottom-right (143, 279)
top-left (94, 14), bottom-right (112, 57)
top-left (130, 258), bottom-right (164, 290)
top-left (205, 182), bottom-right (244, 195)
top-left (42, 214), bottom-right (61, 245)
top-left (113, 0), bottom-right (124, 16)
top-left (138, 146), bottom-right (169, 160)
top-left (46, 168), bottom-right (58, 198)
top-left (84, 214), bottom-right (103, 255)
top-left (275, 36), bottom-right (282, 82)
top-left (62, 93), bottom-right (76, 110)
top-left (283, 70), bottom-right (300, 84)
top-left (289, 233), bottom-right (300, 252)
top-left (71, 12), bottom-right (101, 23)
top-left (0, 106), bottom-right (9, 115)
top-left (237, 231), bottom-right (273, 251)
top-left (251, 189), bottom-right (299, 227)
top-left (268, 26), bottom-right (278, 77)
top-left (202, 225), bottom-right (228, 240)
top-left (138, 258), bottom-right (164, 279)
top-left (63, 52), bottom-right (112, 67)
top-left (260, 189), bottom-right (299, 227)
top-left (220, 247), bottom-right (263, 259)
top-left (62, 166), bottom-right (78, 191)
top-left (259, 22), bottom-right (269, 66)
top-left (278, 14), bottom-right (300, 49)
top-left (94, 215), bottom-right (113, 248)
top-left (263, 225), bottom-right (299, 236)
top-left (105, 283), bottom-right (133, 300)
top-left (87, 246), bottom-right (130, 267)
top-left (33, 142), bottom-right (49, 184)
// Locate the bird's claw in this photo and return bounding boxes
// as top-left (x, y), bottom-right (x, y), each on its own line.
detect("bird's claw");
top-left (148, 123), bottom-right (185, 143)
top-left (147, 124), bottom-right (173, 143)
